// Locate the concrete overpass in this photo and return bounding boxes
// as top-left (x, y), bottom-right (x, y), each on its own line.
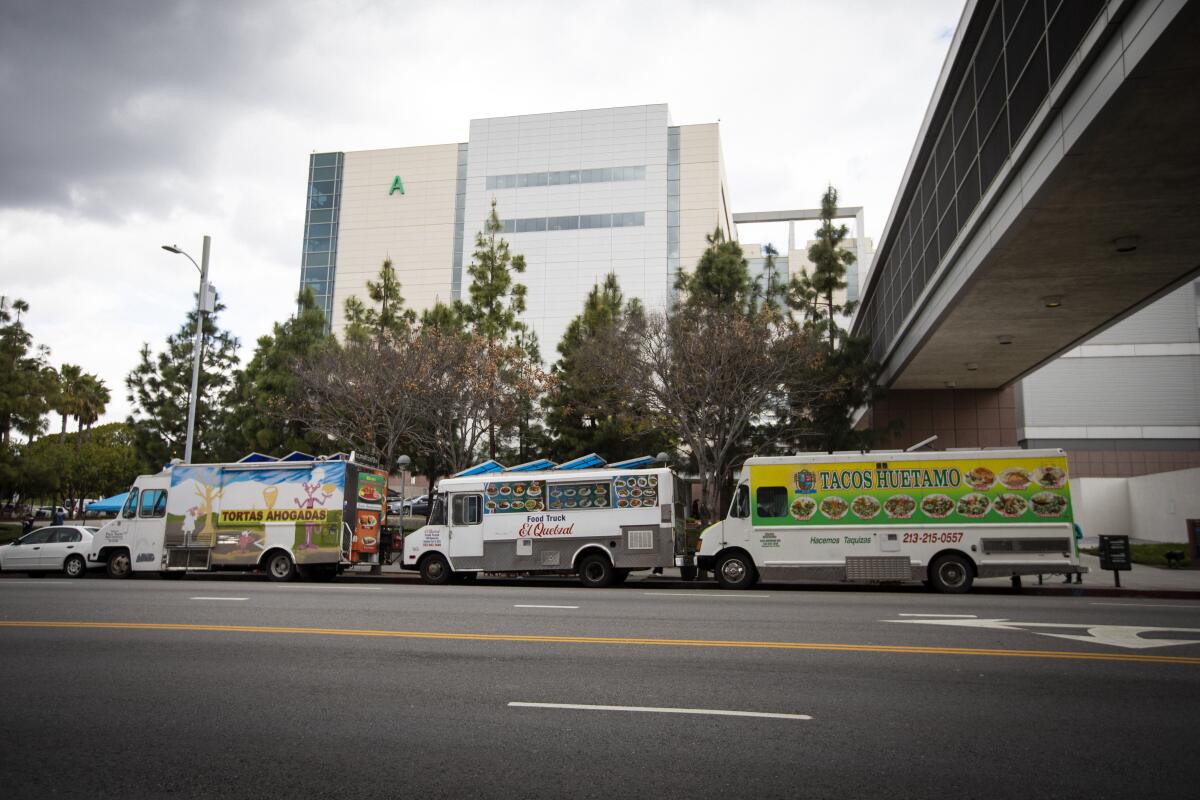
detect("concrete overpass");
top-left (851, 0), bottom-right (1200, 454)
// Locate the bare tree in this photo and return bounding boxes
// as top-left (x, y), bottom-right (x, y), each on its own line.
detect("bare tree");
top-left (626, 307), bottom-right (819, 523)
top-left (406, 332), bottom-right (549, 474)
top-left (290, 337), bottom-right (430, 472)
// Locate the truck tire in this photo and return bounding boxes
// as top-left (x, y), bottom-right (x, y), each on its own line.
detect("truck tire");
top-left (63, 555), bottom-right (87, 578)
top-left (715, 552), bottom-right (756, 590)
top-left (577, 553), bottom-right (615, 588)
top-left (106, 550), bottom-right (132, 579)
top-left (928, 554), bottom-right (974, 594)
top-left (420, 554), bottom-right (451, 585)
top-left (266, 552), bottom-right (297, 582)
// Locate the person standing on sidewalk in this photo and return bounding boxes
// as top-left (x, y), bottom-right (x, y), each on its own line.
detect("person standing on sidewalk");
top-left (1067, 522), bottom-right (1084, 584)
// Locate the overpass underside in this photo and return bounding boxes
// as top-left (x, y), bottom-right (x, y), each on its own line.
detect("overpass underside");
top-left (856, 0), bottom-right (1200, 468)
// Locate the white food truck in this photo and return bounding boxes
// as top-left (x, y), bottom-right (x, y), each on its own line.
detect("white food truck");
top-left (87, 453), bottom-right (390, 580)
top-left (402, 455), bottom-right (693, 586)
top-left (696, 448), bottom-right (1083, 593)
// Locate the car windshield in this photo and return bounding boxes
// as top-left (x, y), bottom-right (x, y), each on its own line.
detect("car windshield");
top-left (85, 527), bottom-right (99, 534)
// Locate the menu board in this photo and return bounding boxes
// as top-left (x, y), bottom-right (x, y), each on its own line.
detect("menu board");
top-left (547, 481), bottom-right (612, 510)
top-left (750, 456), bottom-right (1072, 527)
top-left (613, 474), bottom-right (659, 509)
top-left (484, 480), bottom-right (545, 514)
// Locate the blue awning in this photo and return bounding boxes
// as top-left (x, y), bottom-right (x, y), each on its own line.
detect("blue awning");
top-left (608, 455), bottom-right (658, 469)
top-left (238, 452), bottom-right (278, 463)
top-left (507, 459), bottom-right (557, 472)
top-left (455, 459), bottom-right (506, 477)
top-left (555, 453), bottom-right (606, 470)
top-left (86, 492), bottom-right (127, 513)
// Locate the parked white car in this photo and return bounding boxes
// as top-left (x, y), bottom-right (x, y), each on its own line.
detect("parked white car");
top-left (0, 526), bottom-right (101, 577)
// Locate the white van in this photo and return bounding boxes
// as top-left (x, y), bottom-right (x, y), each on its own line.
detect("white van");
top-left (402, 463), bottom-right (691, 586)
top-left (697, 449), bottom-right (1083, 593)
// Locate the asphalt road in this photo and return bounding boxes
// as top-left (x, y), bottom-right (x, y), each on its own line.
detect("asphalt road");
top-left (2, 573), bottom-right (1199, 799)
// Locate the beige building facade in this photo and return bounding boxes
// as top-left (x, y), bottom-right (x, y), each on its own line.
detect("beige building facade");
top-left (298, 104), bottom-right (732, 351)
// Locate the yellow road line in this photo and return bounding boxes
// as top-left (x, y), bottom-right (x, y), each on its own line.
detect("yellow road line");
top-left (2, 620), bottom-right (1198, 665)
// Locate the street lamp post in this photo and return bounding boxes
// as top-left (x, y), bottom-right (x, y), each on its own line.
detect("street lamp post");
top-left (161, 236), bottom-right (211, 464)
top-left (397, 455), bottom-right (412, 535)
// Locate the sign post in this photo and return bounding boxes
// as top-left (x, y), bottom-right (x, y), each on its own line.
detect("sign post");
top-left (1098, 535), bottom-right (1132, 587)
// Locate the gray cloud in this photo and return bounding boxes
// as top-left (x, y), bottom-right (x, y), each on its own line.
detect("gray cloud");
top-left (0, 0), bottom-right (302, 218)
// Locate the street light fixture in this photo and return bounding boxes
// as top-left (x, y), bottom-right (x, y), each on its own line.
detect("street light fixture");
top-left (161, 236), bottom-right (211, 464)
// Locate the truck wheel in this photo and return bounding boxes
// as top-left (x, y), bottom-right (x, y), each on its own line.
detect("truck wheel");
top-left (63, 555), bottom-right (87, 578)
top-left (715, 552), bottom-right (756, 590)
top-left (929, 554), bottom-right (974, 594)
top-left (266, 552), bottom-right (296, 582)
top-left (420, 554), bottom-right (451, 585)
top-left (106, 551), bottom-right (132, 579)
top-left (577, 553), bottom-right (615, 588)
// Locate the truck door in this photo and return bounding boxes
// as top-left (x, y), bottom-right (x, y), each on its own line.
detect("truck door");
top-left (447, 492), bottom-right (483, 560)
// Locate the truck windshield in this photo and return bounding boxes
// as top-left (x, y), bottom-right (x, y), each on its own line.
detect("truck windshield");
top-left (428, 495), bottom-right (446, 525)
top-left (729, 485), bottom-right (749, 519)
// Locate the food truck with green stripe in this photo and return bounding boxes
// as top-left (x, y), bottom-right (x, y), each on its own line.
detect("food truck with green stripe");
top-left (696, 449), bottom-right (1083, 592)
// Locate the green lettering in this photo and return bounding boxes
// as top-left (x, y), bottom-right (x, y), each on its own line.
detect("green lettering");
top-left (389, 175), bottom-right (405, 195)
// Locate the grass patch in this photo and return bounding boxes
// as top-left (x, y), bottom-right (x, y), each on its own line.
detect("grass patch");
top-left (0, 522), bottom-right (22, 545)
top-left (1081, 543), bottom-right (1191, 568)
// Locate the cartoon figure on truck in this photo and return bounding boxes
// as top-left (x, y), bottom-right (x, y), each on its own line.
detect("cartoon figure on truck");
top-left (87, 453), bottom-right (388, 581)
top-left (696, 449), bottom-right (1084, 593)
top-left (403, 457), bottom-right (693, 586)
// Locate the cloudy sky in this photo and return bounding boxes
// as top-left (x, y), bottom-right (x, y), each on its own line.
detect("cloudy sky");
top-left (0, 0), bottom-right (962, 424)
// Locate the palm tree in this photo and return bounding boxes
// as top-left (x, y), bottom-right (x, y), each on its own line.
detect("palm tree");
top-left (75, 374), bottom-right (110, 450)
top-left (54, 364), bottom-right (85, 443)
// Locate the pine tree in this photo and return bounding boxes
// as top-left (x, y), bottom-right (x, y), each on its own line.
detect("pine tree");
top-left (125, 292), bottom-right (240, 468)
top-left (675, 228), bottom-right (754, 314)
top-left (797, 185), bottom-right (858, 348)
top-left (460, 198), bottom-right (535, 458)
top-left (224, 287), bottom-right (332, 457)
top-left (342, 258), bottom-right (416, 344)
top-left (543, 274), bottom-right (671, 462)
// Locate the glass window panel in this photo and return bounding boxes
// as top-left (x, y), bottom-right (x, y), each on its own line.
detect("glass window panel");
top-left (304, 251), bottom-right (330, 268)
top-left (306, 222), bottom-right (333, 237)
top-left (547, 215), bottom-right (579, 231)
top-left (306, 237), bottom-right (331, 253)
top-left (1003, 0), bottom-right (1027, 36)
top-left (530, 172), bottom-right (548, 187)
top-left (935, 122), bottom-right (953, 180)
top-left (303, 266), bottom-right (330, 282)
top-left (952, 66), bottom-right (976, 144)
top-left (1048, 0), bottom-right (1103, 84)
top-left (312, 153), bottom-right (338, 168)
top-left (309, 192), bottom-right (336, 210)
top-left (976, 7), bottom-right (1004, 82)
top-left (632, 165), bottom-right (646, 180)
top-left (500, 219), bottom-right (516, 234)
top-left (667, 163), bottom-right (680, 180)
top-left (755, 487), bottom-right (789, 519)
top-left (567, 170), bottom-right (580, 184)
top-left (1008, 42), bottom-right (1049, 140)
top-left (600, 168), bottom-right (613, 182)
top-left (307, 209), bottom-right (333, 224)
top-left (667, 195), bottom-right (679, 212)
top-left (629, 212), bottom-right (645, 226)
top-left (309, 180), bottom-right (336, 198)
top-left (978, 62), bottom-right (1007, 135)
top-left (311, 166), bottom-right (336, 182)
top-left (667, 211), bottom-right (679, 227)
top-left (1006, 0), bottom-right (1044, 74)
top-left (486, 176), bottom-right (498, 190)
top-left (958, 158), bottom-right (981, 222)
top-left (547, 171), bottom-right (563, 186)
top-left (954, 113), bottom-right (978, 180)
top-left (979, 114), bottom-right (1010, 195)
top-left (517, 173), bottom-right (531, 188)
top-left (516, 217), bottom-right (546, 233)
top-left (667, 179), bottom-right (679, 194)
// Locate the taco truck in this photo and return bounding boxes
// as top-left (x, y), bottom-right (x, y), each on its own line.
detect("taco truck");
top-left (402, 454), bottom-right (693, 586)
top-left (87, 453), bottom-right (390, 580)
top-left (697, 448), bottom-right (1084, 593)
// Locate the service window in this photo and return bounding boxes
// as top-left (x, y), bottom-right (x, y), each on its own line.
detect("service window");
top-left (755, 487), bottom-right (789, 519)
top-left (730, 485), bottom-right (750, 519)
top-left (139, 489), bottom-right (167, 518)
top-left (451, 494), bottom-right (482, 526)
top-left (121, 488), bottom-right (140, 519)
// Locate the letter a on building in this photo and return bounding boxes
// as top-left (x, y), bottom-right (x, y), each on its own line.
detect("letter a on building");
top-left (389, 175), bottom-right (405, 195)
